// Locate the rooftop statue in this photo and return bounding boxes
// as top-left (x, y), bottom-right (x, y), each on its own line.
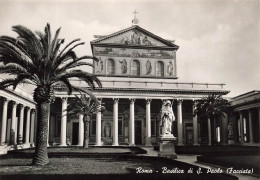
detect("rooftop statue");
top-left (160, 100), bottom-right (175, 136)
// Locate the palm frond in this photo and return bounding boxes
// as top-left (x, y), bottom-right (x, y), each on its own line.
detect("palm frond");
top-left (12, 25), bottom-right (44, 60)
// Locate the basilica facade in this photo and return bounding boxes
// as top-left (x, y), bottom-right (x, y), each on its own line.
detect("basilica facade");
top-left (52, 25), bottom-right (229, 146)
top-left (5, 25), bottom-right (255, 148)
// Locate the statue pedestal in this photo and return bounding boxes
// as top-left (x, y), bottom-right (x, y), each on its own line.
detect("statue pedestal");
top-left (157, 135), bottom-right (177, 159)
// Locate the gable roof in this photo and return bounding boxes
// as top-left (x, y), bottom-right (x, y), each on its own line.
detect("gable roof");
top-left (90, 25), bottom-right (179, 49)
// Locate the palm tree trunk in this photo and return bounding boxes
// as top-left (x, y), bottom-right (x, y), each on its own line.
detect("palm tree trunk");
top-left (83, 121), bottom-right (89, 148)
top-left (32, 102), bottom-right (50, 166)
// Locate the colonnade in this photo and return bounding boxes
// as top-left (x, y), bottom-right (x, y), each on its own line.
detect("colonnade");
top-left (233, 108), bottom-right (260, 144)
top-left (59, 97), bottom-right (199, 146)
top-left (0, 98), bottom-right (36, 146)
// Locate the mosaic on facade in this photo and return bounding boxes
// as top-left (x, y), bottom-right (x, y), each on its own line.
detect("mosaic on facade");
top-left (93, 47), bottom-right (175, 59)
top-left (99, 29), bottom-right (166, 46)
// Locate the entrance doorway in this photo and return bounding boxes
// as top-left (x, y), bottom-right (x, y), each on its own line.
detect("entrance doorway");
top-left (135, 121), bottom-right (142, 144)
top-left (72, 122), bottom-right (79, 145)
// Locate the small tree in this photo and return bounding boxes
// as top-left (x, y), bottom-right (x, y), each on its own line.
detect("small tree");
top-left (193, 94), bottom-right (232, 145)
top-left (67, 94), bottom-right (105, 148)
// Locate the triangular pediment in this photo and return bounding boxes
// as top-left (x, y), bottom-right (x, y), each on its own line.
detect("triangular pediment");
top-left (91, 26), bottom-right (178, 48)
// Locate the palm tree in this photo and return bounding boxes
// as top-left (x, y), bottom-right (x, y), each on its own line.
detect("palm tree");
top-left (66, 94), bottom-right (105, 148)
top-left (0, 24), bottom-right (101, 165)
top-left (193, 94), bottom-right (232, 145)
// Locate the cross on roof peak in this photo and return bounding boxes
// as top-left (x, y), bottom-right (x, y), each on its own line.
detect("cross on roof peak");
top-left (133, 10), bottom-right (138, 18)
top-left (132, 10), bottom-right (139, 25)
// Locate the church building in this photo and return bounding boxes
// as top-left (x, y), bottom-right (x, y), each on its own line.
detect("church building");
top-left (52, 23), bottom-right (229, 147)
top-left (5, 19), bottom-right (254, 149)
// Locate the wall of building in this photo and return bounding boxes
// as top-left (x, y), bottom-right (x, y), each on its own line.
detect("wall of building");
top-left (93, 47), bottom-right (176, 78)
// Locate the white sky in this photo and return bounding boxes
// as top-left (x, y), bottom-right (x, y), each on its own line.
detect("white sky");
top-left (0, 0), bottom-right (259, 97)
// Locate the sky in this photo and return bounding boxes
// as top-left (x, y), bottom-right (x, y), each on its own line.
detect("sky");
top-left (0, 0), bottom-right (259, 97)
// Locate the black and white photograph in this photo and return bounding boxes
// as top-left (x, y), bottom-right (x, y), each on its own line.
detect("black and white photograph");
top-left (0, 0), bottom-right (259, 180)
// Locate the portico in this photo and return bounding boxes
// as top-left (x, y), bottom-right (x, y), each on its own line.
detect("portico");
top-left (229, 91), bottom-right (260, 145)
top-left (52, 79), bottom-right (228, 146)
top-left (0, 87), bottom-right (36, 147)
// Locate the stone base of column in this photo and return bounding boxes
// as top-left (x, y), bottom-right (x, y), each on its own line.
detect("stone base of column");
top-left (129, 143), bottom-right (136, 146)
top-left (94, 143), bottom-right (102, 146)
top-left (112, 143), bottom-right (119, 146)
top-left (145, 143), bottom-right (153, 147)
top-left (0, 144), bottom-right (6, 147)
top-left (30, 143), bottom-right (35, 147)
top-left (193, 143), bottom-right (199, 146)
top-left (23, 143), bottom-right (31, 148)
top-left (59, 144), bottom-right (67, 147)
top-left (158, 135), bottom-right (177, 159)
top-left (0, 143), bottom-right (8, 146)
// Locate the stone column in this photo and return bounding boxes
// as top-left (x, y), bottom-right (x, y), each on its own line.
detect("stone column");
top-left (11, 101), bottom-right (17, 145)
top-left (192, 101), bottom-right (199, 146)
top-left (95, 99), bottom-right (102, 146)
top-left (239, 111), bottom-right (244, 142)
top-left (60, 97), bottom-right (68, 146)
top-left (18, 104), bottom-right (24, 144)
top-left (177, 99), bottom-right (183, 146)
top-left (145, 99), bottom-right (152, 146)
top-left (1, 98), bottom-right (9, 145)
top-left (208, 118), bottom-right (211, 145)
top-left (30, 109), bottom-right (35, 146)
top-left (78, 114), bottom-right (84, 146)
top-left (24, 107), bottom-right (31, 145)
top-left (112, 98), bottom-right (119, 146)
top-left (129, 98), bottom-right (135, 146)
top-left (248, 110), bottom-right (254, 143)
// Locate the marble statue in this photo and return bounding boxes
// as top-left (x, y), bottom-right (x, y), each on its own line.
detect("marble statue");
top-left (96, 58), bottom-right (103, 73)
top-left (146, 60), bottom-right (152, 75)
top-left (167, 61), bottom-right (173, 75)
top-left (104, 122), bottom-right (111, 137)
top-left (160, 100), bottom-right (175, 135)
top-left (119, 59), bottom-right (127, 74)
